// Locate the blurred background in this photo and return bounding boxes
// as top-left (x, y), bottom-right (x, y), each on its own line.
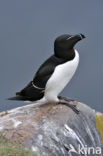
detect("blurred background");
top-left (0, 0), bottom-right (103, 112)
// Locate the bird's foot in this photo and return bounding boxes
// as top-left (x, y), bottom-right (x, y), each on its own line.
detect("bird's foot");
top-left (58, 101), bottom-right (80, 114)
top-left (58, 96), bottom-right (75, 102)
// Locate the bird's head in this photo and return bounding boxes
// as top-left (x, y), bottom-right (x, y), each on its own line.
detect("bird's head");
top-left (54, 34), bottom-right (85, 59)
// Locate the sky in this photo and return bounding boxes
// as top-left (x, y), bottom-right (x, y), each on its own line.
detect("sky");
top-left (0, 0), bottom-right (103, 112)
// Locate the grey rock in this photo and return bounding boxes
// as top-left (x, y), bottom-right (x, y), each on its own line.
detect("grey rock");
top-left (0, 99), bottom-right (103, 156)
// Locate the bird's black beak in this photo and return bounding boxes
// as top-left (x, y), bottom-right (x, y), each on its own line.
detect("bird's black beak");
top-left (72, 34), bottom-right (85, 41)
top-left (67, 33), bottom-right (85, 48)
top-left (78, 34), bottom-right (86, 40)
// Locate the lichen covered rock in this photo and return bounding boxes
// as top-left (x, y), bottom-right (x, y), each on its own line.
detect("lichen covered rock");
top-left (0, 99), bottom-right (103, 156)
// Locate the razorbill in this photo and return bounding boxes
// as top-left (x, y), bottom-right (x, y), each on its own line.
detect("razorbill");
top-left (8, 34), bottom-right (85, 114)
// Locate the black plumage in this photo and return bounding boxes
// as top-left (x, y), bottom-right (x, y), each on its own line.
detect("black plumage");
top-left (11, 55), bottom-right (67, 101)
top-left (8, 34), bottom-right (85, 101)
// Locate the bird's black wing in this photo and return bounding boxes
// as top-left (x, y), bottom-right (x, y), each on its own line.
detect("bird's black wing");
top-left (12, 55), bottom-right (66, 101)
top-left (33, 55), bottom-right (66, 88)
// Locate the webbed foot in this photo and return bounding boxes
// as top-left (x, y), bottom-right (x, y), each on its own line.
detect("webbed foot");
top-left (58, 101), bottom-right (80, 114)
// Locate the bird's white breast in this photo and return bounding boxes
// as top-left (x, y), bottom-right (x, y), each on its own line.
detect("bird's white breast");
top-left (45, 49), bottom-right (79, 103)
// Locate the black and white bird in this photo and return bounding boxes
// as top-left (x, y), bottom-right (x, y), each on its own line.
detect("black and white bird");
top-left (8, 34), bottom-right (85, 114)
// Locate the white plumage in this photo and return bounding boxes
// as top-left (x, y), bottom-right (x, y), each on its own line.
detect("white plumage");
top-left (39, 49), bottom-right (79, 104)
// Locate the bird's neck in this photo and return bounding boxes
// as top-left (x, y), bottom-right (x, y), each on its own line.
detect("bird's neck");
top-left (55, 48), bottom-right (75, 61)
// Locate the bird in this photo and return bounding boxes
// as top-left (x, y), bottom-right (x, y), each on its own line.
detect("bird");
top-left (8, 34), bottom-right (85, 114)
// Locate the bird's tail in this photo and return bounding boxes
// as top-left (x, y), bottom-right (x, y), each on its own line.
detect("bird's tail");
top-left (7, 95), bottom-right (29, 101)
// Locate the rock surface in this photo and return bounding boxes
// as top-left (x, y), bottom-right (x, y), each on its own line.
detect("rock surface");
top-left (0, 98), bottom-right (103, 156)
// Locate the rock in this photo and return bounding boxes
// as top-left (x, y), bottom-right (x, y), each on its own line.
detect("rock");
top-left (0, 98), bottom-right (103, 156)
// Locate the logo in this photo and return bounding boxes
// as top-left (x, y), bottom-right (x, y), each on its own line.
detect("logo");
top-left (69, 144), bottom-right (102, 155)
top-left (69, 144), bottom-right (78, 154)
